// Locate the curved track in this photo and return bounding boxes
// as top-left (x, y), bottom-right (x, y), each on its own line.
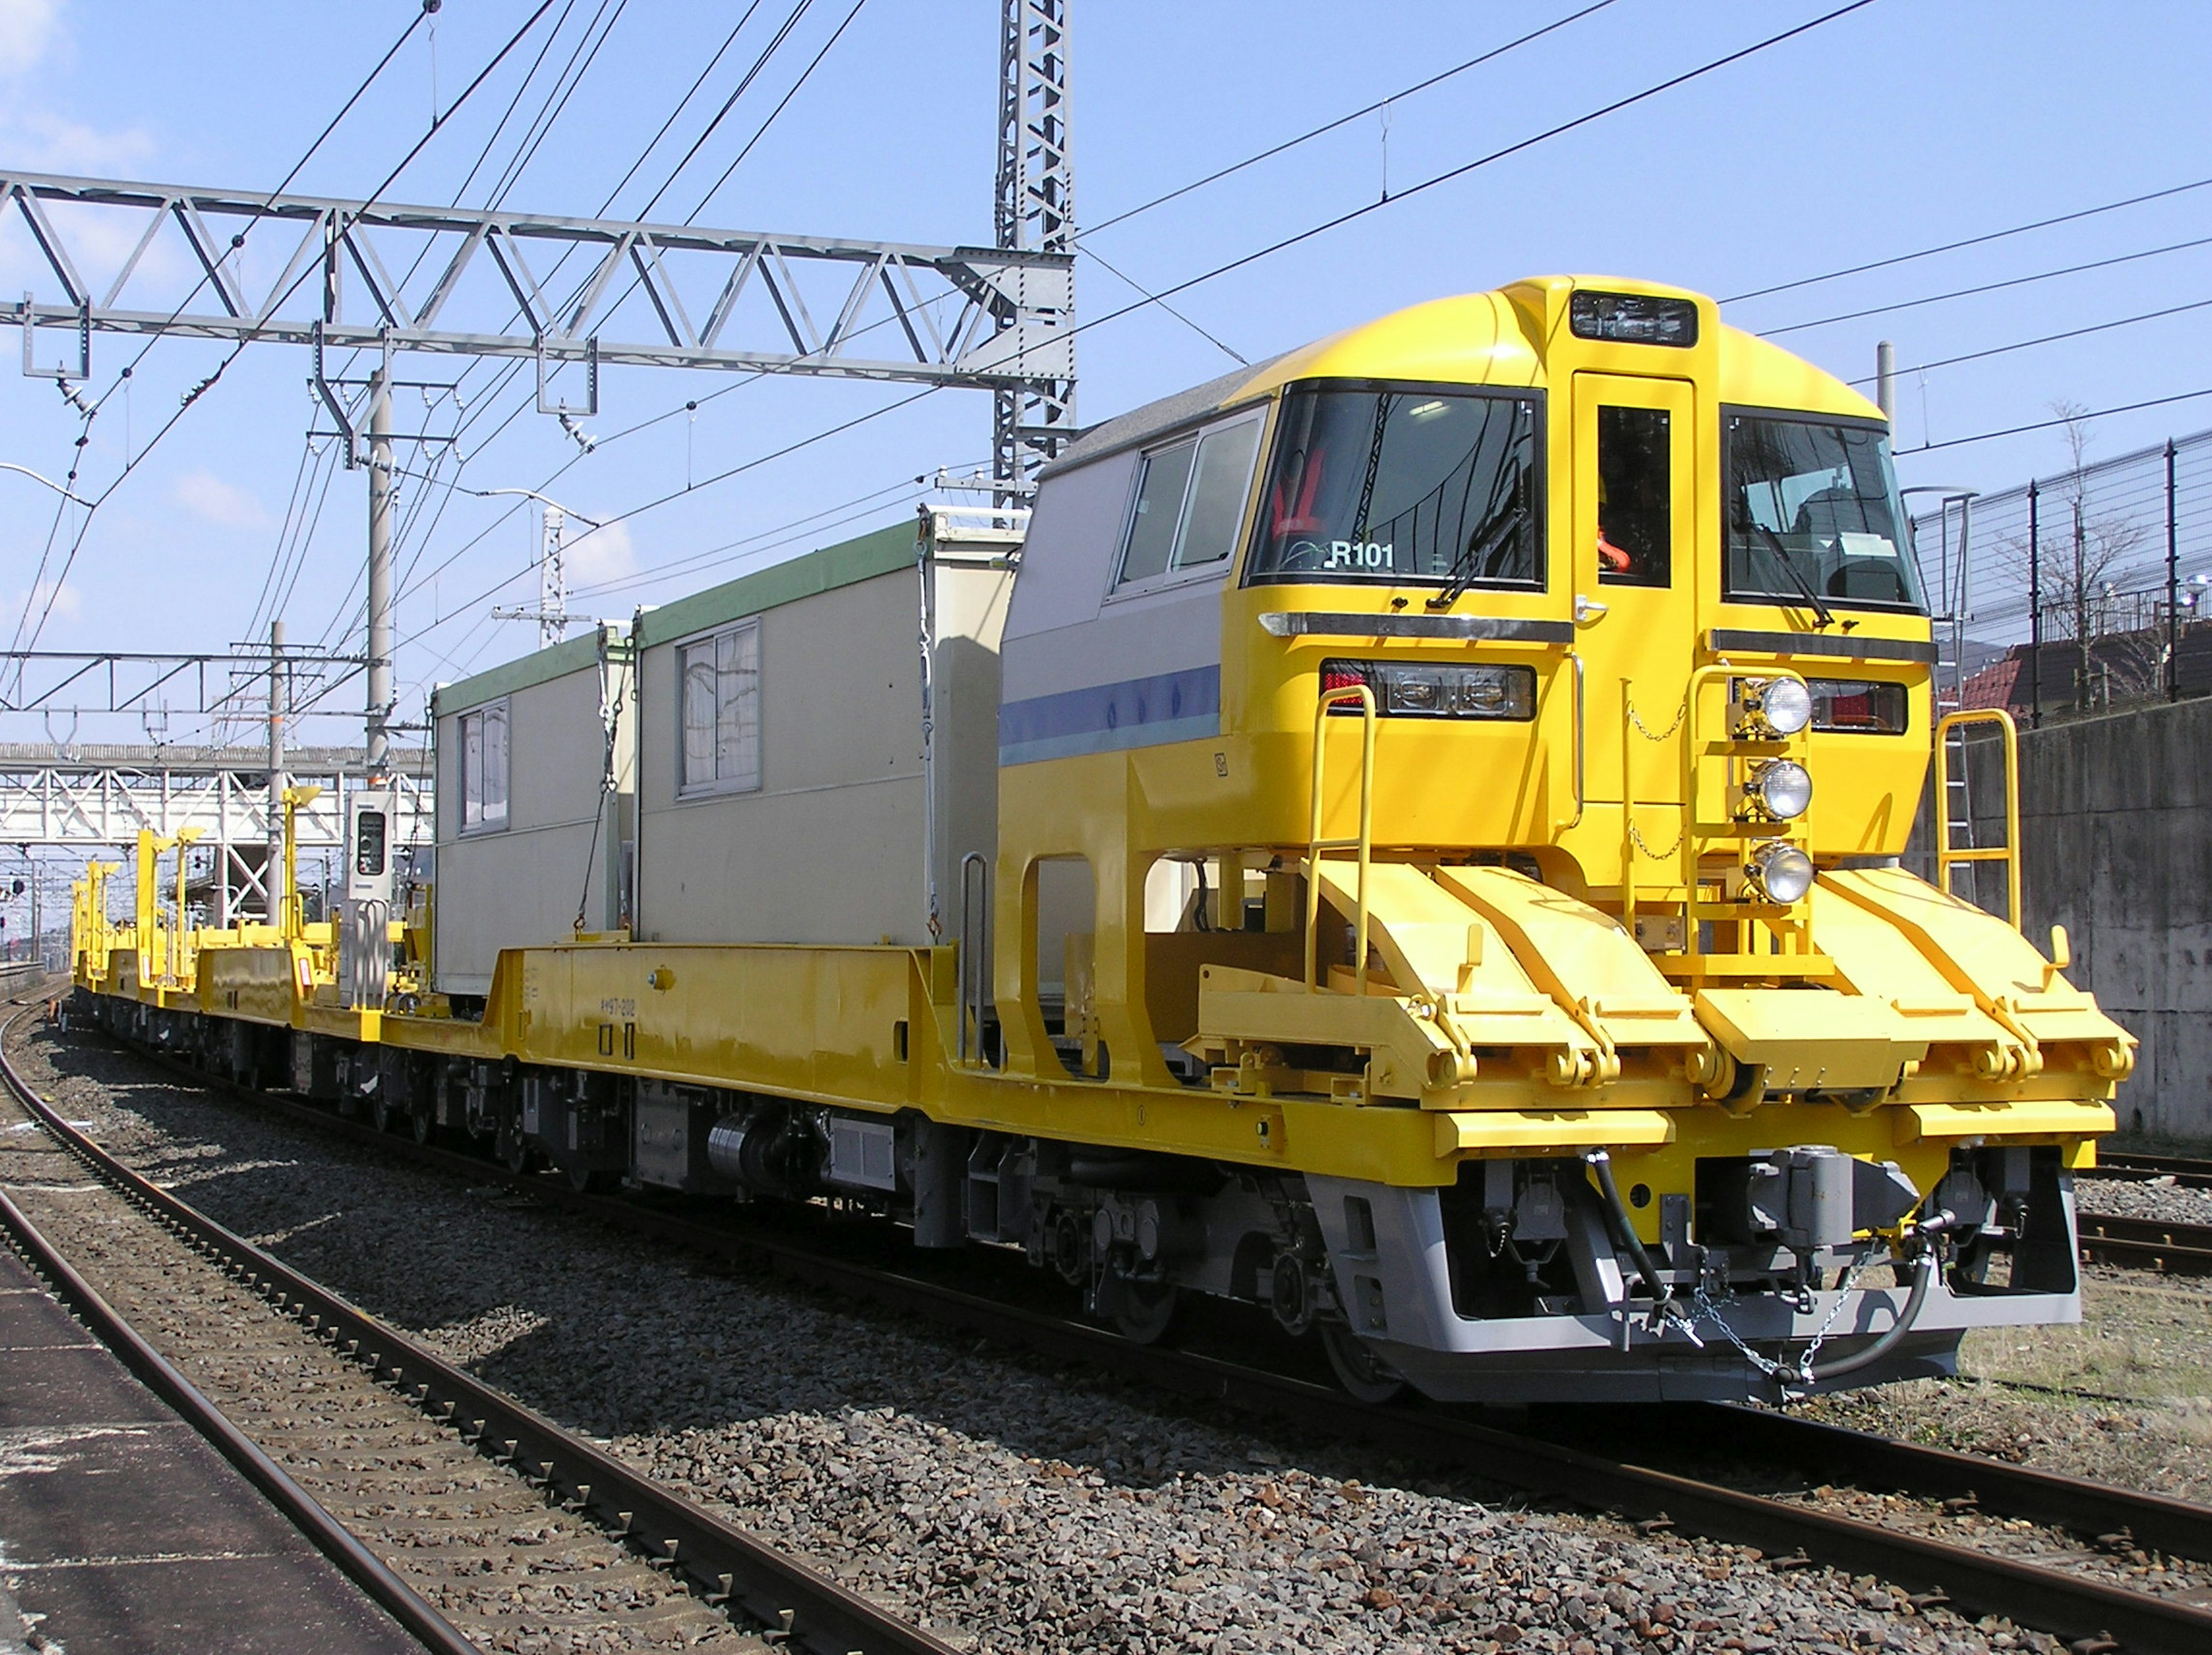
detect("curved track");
top-left (0, 1006), bottom-right (960, 1655)
top-left (56, 1014), bottom-right (2212, 1655)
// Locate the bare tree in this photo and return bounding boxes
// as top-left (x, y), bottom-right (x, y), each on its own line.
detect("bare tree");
top-left (2038, 403), bottom-right (2149, 705)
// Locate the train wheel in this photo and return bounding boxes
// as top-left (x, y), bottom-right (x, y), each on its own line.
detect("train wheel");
top-left (1109, 1277), bottom-right (1181, 1346)
top-left (566, 1165), bottom-right (612, 1195)
top-left (410, 1105), bottom-right (434, 1146)
top-left (1319, 1323), bottom-right (1406, 1406)
top-left (369, 1091), bottom-right (396, 1134)
top-left (504, 1136), bottom-right (534, 1176)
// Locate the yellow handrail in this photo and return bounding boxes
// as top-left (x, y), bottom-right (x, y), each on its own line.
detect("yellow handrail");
top-left (1304, 683), bottom-right (1378, 994)
top-left (1934, 706), bottom-right (2022, 930)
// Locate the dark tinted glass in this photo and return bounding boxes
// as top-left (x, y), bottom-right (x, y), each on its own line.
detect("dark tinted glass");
top-left (1246, 387), bottom-right (1540, 586)
top-left (1596, 406), bottom-right (1671, 587)
top-left (1725, 414), bottom-right (1923, 611)
top-left (354, 809), bottom-right (388, 876)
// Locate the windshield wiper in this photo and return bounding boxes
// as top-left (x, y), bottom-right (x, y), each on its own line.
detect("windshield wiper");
top-left (1751, 523), bottom-right (1835, 628)
top-left (1427, 498), bottom-right (1525, 610)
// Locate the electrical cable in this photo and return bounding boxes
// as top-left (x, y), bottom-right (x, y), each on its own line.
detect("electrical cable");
top-left (17, 0), bottom-right (565, 656)
top-left (684, 0), bottom-right (866, 221)
top-left (8, 3), bottom-right (441, 659)
top-left (1897, 387), bottom-right (2212, 456)
top-left (1083, 244), bottom-right (1248, 366)
top-left (1079, 0), bottom-right (1620, 240)
top-left (372, 1), bottom-right (877, 625)
top-left (1065, 0), bottom-right (1880, 350)
top-left (587, 3), bottom-right (770, 219)
top-left (1724, 172), bottom-right (2212, 305)
top-left (632, 0), bottom-right (818, 221)
top-left (1761, 231), bottom-right (2212, 336)
top-left (1844, 297), bottom-right (2212, 387)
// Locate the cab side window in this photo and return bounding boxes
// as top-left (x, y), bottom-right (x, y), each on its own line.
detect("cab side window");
top-left (1113, 415), bottom-right (1263, 590)
top-left (1596, 406), bottom-right (1671, 587)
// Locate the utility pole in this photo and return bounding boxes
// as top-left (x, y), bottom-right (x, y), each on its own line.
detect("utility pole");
top-left (266, 618), bottom-right (286, 927)
top-left (1875, 340), bottom-right (1895, 423)
top-left (366, 369), bottom-right (393, 781)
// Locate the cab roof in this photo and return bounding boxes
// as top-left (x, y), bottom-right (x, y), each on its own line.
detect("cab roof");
top-left (1041, 276), bottom-right (1879, 478)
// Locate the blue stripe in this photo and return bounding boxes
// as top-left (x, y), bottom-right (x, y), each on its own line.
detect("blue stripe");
top-left (999, 665), bottom-right (1221, 766)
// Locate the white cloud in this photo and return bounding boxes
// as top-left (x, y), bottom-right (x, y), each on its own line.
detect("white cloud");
top-left (9, 578), bottom-right (79, 628)
top-left (173, 470), bottom-right (271, 530)
top-left (0, 0), bottom-right (59, 79)
top-left (563, 517), bottom-right (635, 589)
top-left (2, 107), bottom-right (155, 173)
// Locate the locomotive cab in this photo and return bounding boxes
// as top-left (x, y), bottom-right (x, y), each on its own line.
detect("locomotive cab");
top-left (991, 275), bottom-right (2130, 1400)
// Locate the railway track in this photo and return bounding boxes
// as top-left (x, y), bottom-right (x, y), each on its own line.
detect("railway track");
top-left (2086, 1152), bottom-right (2212, 1192)
top-left (45, 1016), bottom-right (2212, 1654)
top-left (0, 1005), bottom-right (961, 1655)
top-left (2077, 1212), bottom-right (2212, 1277)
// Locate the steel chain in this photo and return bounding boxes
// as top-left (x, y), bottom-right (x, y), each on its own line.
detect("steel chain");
top-left (1624, 697), bottom-right (1688, 742)
top-left (1627, 820), bottom-right (1685, 861)
top-left (1680, 1249), bottom-right (1881, 1394)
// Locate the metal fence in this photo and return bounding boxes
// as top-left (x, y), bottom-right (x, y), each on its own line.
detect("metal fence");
top-left (1909, 426), bottom-right (2212, 721)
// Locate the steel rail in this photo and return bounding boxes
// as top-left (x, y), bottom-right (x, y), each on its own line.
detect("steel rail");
top-left (0, 1181), bottom-right (484, 1655)
top-left (1679, 1404), bottom-right (2212, 1565)
top-left (0, 1016), bottom-right (960, 1655)
top-left (2077, 1213), bottom-right (2212, 1277)
top-left (2085, 1152), bottom-right (2212, 1192)
top-left (63, 1020), bottom-right (2212, 1654)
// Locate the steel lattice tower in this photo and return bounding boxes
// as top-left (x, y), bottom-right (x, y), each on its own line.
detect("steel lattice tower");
top-left (993, 0), bottom-right (1075, 503)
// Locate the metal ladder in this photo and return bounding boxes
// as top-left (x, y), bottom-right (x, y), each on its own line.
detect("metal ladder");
top-left (1934, 708), bottom-right (2021, 929)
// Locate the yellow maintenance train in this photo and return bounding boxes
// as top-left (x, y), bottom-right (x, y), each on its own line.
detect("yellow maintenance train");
top-left (71, 275), bottom-right (2133, 1404)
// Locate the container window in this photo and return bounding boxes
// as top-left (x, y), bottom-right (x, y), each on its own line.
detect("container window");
top-left (679, 620), bottom-right (761, 796)
top-left (1597, 406), bottom-right (1671, 587)
top-left (459, 702), bottom-right (508, 834)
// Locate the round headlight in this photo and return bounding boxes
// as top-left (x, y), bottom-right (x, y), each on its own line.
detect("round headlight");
top-left (1748, 842), bottom-right (1816, 904)
top-left (1761, 676), bottom-right (1813, 736)
top-left (1749, 759), bottom-right (1813, 820)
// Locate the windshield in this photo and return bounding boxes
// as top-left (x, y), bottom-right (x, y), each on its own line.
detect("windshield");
top-left (1245, 385), bottom-right (1541, 587)
top-left (1724, 411), bottom-right (1923, 611)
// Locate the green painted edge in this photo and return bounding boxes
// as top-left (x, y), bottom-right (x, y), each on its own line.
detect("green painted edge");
top-left (634, 518), bottom-right (919, 647)
top-left (431, 629), bottom-right (605, 718)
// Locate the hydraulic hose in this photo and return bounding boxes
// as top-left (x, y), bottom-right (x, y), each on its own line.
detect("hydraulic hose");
top-left (1584, 1150), bottom-right (1673, 1324)
top-left (1798, 1224), bottom-right (1944, 1383)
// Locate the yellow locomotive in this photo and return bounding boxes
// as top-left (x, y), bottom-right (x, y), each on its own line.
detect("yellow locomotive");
top-left (73, 275), bottom-right (2133, 1404)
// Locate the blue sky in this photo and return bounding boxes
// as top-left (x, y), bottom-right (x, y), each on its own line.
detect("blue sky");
top-left (2, 0), bottom-right (2207, 747)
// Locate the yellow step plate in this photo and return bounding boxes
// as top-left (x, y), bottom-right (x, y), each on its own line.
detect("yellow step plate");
top-left (1434, 1107), bottom-right (1675, 1157)
top-left (1900, 1100), bottom-right (2115, 1142)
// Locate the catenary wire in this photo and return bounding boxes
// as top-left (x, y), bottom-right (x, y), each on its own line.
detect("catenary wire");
top-left (1760, 232), bottom-right (2212, 336)
top-left (1724, 172), bottom-right (2212, 305)
top-left (9, 4), bottom-right (438, 657)
top-left (391, 0), bottom-right (1865, 660)
top-left (1897, 386), bottom-right (2212, 455)
top-left (17, 0), bottom-right (566, 656)
top-left (1078, 0), bottom-right (1621, 240)
top-left (376, 1), bottom-right (876, 626)
top-left (1843, 297), bottom-right (2212, 387)
top-left (1062, 0), bottom-right (1880, 350)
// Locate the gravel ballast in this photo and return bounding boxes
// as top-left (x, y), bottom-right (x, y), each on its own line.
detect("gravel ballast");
top-left (10, 1018), bottom-right (2141, 1653)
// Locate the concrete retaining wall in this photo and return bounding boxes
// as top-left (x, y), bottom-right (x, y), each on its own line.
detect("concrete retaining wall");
top-left (1916, 697), bottom-right (2212, 1139)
